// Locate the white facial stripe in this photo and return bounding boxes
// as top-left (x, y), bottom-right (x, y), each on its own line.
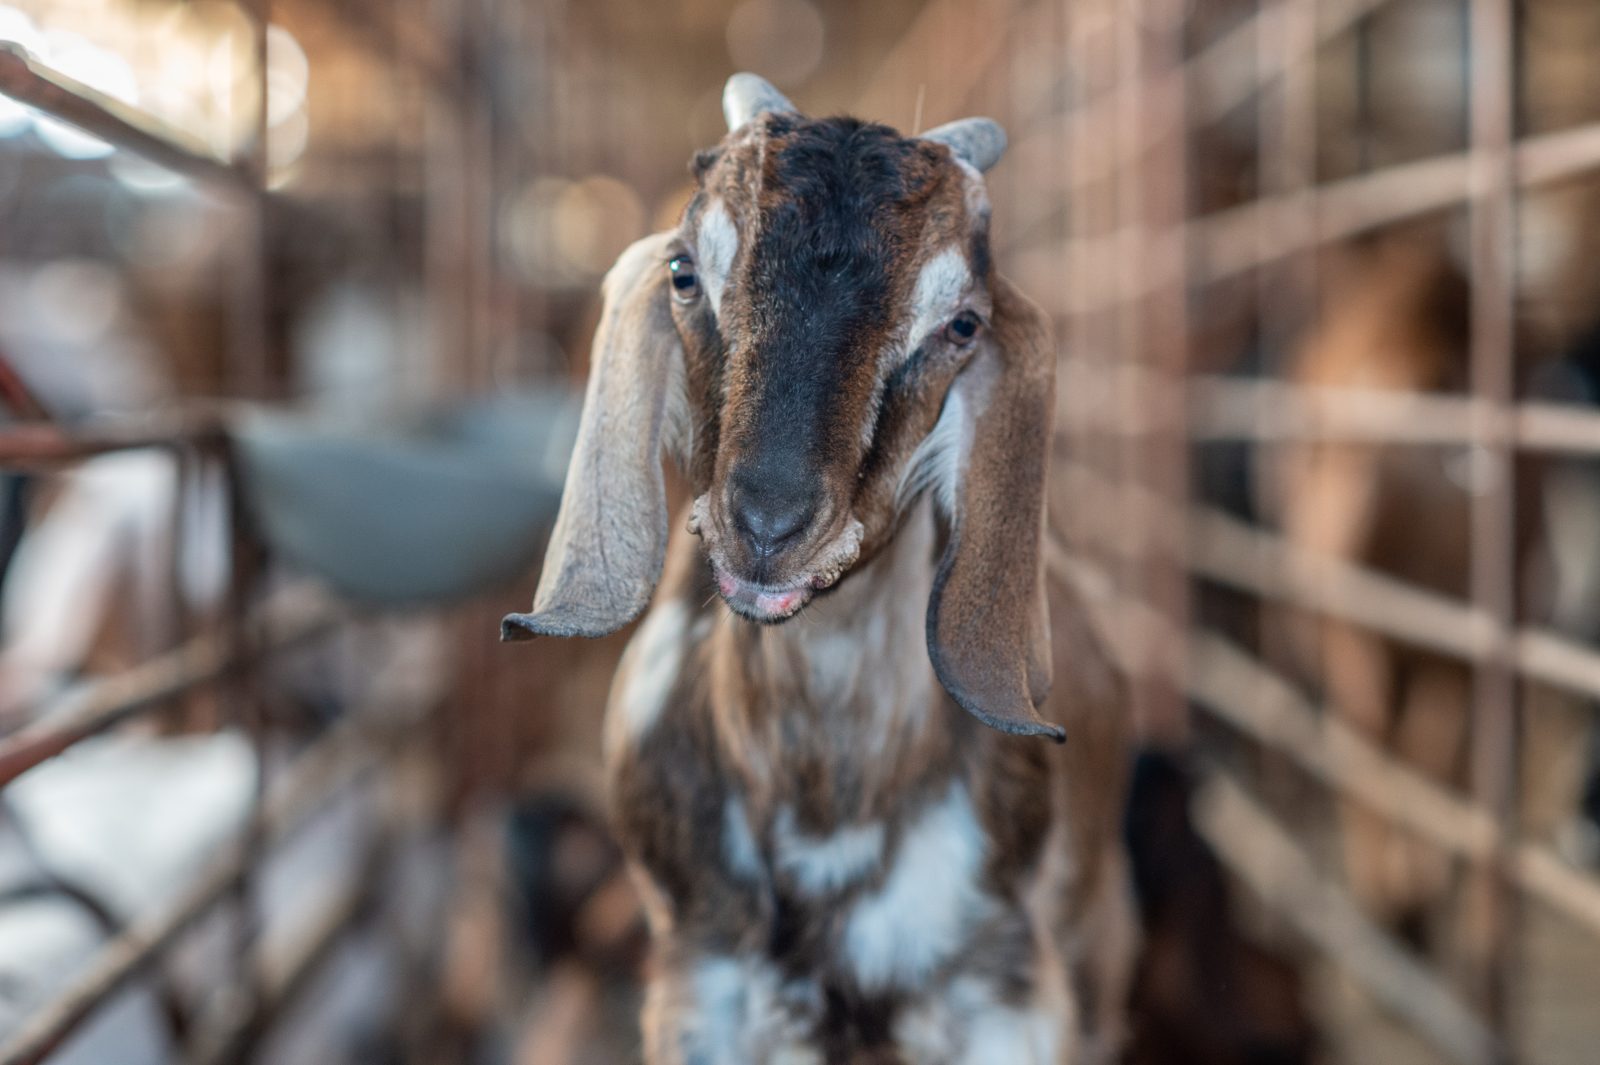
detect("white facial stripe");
top-left (844, 782), bottom-right (992, 990)
top-left (905, 246), bottom-right (973, 354)
top-left (895, 383), bottom-right (969, 518)
top-left (697, 203), bottom-right (739, 314)
top-left (773, 808), bottom-right (885, 895)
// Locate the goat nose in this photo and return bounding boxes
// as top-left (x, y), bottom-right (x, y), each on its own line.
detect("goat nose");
top-left (731, 490), bottom-right (815, 559)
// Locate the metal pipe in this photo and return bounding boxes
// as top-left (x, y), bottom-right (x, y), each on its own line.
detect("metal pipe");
top-left (1189, 630), bottom-right (1600, 939)
top-left (0, 587), bottom-right (339, 791)
top-left (0, 45), bottom-right (252, 191)
top-left (0, 714), bottom-right (384, 1065)
top-left (1193, 768), bottom-right (1497, 1065)
top-left (0, 418), bottom-right (228, 470)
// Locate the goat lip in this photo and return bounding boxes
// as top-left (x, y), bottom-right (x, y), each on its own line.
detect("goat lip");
top-left (714, 570), bottom-right (812, 622)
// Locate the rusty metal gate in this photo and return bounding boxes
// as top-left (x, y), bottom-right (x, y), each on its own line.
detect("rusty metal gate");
top-left (0, 0), bottom-right (527, 1059)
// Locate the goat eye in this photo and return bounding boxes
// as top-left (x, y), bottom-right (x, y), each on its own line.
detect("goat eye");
top-left (945, 311), bottom-right (981, 345)
top-left (668, 255), bottom-right (701, 301)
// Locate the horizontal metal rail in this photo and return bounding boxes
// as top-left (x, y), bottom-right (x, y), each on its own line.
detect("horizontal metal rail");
top-left (0, 413), bottom-right (229, 469)
top-left (0, 710), bottom-right (383, 1065)
top-left (1054, 459), bottom-right (1600, 702)
top-left (184, 850), bottom-right (382, 1065)
top-left (0, 586), bottom-right (341, 790)
top-left (0, 44), bottom-right (252, 191)
top-left (1025, 116), bottom-right (1600, 317)
top-left (1009, 0), bottom-right (1395, 237)
top-left (0, 357), bottom-right (48, 421)
top-left (1193, 767), bottom-right (1498, 1065)
top-left (1190, 629), bottom-right (1600, 936)
top-left (1187, 375), bottom-right (1600, 455)
top-left (1188, 505), bottom-right (1600, 702)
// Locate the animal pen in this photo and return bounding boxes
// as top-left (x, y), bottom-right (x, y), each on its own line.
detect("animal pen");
top-left (4, 1), bottom-right (1600, 1064)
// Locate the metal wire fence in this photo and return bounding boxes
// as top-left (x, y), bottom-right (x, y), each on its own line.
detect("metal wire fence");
top-left (972, 0), bottom-right (1600, 1061)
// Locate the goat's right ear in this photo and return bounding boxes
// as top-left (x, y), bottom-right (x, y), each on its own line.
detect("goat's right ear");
top-left (502, 232), bottom-right (685, 641)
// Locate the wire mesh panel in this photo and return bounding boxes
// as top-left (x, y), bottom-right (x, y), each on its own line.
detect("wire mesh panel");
top-left (1019, 0), bottom-right (1600, 1062)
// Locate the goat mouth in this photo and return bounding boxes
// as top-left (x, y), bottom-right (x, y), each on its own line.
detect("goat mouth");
top-left (713, 569), bottom-right (819, 623)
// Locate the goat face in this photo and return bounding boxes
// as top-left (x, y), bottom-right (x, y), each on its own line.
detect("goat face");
top-left (675, 107), bottom-right (996, 623)
top-left (504, 74), bottom-right (1064, 740)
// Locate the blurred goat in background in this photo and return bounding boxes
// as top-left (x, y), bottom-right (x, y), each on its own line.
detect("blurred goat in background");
top-left (1262, 227), bottom-right (1600, 954)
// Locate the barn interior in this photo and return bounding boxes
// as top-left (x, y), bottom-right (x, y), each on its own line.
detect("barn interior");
top-left (4, 1), bottom-right (1600, 1063)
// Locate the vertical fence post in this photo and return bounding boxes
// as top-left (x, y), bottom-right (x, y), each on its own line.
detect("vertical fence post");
top-left (219, 1), bottom-right (276, 1055)
top-left (1467, 0), bottom-right (1519, 1057)
top-left (1133, 0), bottom-right (1191, 747)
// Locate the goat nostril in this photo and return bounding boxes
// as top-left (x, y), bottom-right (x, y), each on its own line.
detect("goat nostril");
top-left (732, 495), bottom-right (814, 559)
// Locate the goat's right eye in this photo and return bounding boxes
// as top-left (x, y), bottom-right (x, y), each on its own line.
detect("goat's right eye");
top-left (668, 256), bottom-right (701, 301)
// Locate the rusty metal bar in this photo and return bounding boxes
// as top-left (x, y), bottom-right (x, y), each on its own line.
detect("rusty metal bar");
top-left (1032, 115), bottom-right (1600, 318)
top-left (185, 851), bottom-right (382, 1065)
top-left (1187, 375), bottom-right (1600, 455)
top-left (1190, 630), bottom-right (1600, 938)
top-left (0, 417), bottom-right (228, 470)
top-left (1048, 540), bottom-right (1600, 947)
top-left (0, 713), bottom-right (383, 1065)
top-left (0, 355), bottom-right (48, 422)
top-left (1057, 458), bottom-right (1600, 702)
top-left (1135, 0), bottom-right (1192, 747)
top-left (0, 587), bottom-right (339, 790)
top-left (0, 44), bottom-right (253, 191)
top-left (1190, 504), bottom-right (1600, 704)
top-left (1463, 0), bottom-right (1520, 1044)
top-left (1014, 0), bottom-right (1396, 231)
top-left (1208, 115), bottom-right (1600, 281)
top-left (1193, 768), bottom-right (1498, 1065)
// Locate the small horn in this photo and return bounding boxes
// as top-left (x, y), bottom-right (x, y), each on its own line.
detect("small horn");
top-left (724, 72), bottom-right (797, 131)
top-left (919, 117), bottom-right (1007, 173)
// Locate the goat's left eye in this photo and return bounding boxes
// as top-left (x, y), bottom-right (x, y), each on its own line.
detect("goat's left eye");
top-left (945, 311), bottom-right (981, 345)
top-left (668, 255), bottom-right (701, 301)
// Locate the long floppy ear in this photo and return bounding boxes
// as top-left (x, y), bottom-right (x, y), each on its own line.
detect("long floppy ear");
top-left (926, 276), bottom-right (1063, 741)
top-left (502, 232), bottom-right (684, 641)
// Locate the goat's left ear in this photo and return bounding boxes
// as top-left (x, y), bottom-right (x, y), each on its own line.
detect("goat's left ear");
top-left (926, 277), bottom-right (1064, 742)
top-left (502, 232), bottom-right (685, 642)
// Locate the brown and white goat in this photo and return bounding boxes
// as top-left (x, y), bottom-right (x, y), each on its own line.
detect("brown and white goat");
top-left (504, 74), bottom-right (1134, 1064)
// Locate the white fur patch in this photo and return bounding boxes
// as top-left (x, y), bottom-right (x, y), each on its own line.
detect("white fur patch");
top-left (697, 203), bottom-right (739, 315)
top-left (679, 956), bottom-right (819, 1064)
top-left (896, 975), bottom-right (1068, 1065)
top-left (895, 385), bottom-right (969, 518)
top-left (606, 599), bottom-right (687, 748)
top-left (960, 1003), bottom-right (1063, 1065)
top-left (773, 807), bottom-right (884, 895)
top-left (688, 957), bottom-right (755, 1064)
top-left (905, 247), bottom-right (973, 354)
top-left (844, 782), bottom-right (991, 990)
top-left (724, 798), bottom-right (764, 884)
